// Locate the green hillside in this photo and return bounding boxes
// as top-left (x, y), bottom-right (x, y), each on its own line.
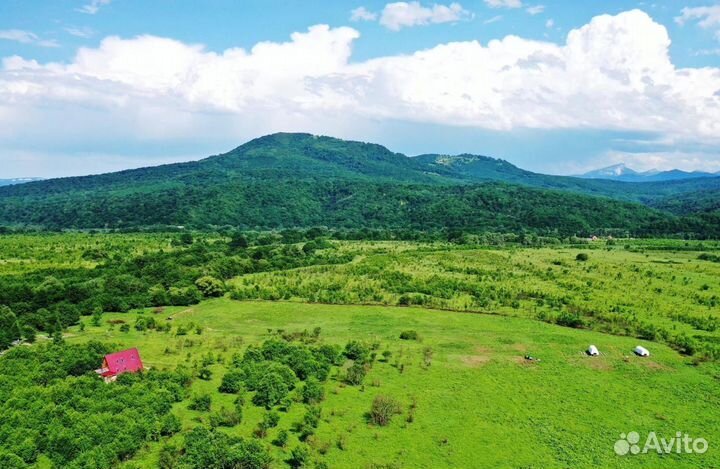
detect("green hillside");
top-left (414, 153), bottom-right (720, 208)
top-left (0, 133), bottom-right (718, 235)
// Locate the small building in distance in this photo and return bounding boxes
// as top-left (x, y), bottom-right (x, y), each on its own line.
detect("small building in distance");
top-left (96, 348), bottom-right (144, 382)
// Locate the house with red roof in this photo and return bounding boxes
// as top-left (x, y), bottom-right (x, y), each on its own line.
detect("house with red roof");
top-left (95, 348), bottom-right (144, 382)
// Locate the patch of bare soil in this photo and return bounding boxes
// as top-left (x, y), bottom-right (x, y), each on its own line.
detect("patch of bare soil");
top-left (459, 355), bottom-right (491, 367)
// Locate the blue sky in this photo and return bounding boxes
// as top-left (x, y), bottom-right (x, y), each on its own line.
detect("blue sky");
top-left (1, 0), bottom-right (719, 177)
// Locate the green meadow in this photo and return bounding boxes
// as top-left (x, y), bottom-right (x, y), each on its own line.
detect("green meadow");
top-left (70, 299), bottom-right (719, 469)
top-left (2, 233), bottom-right (720, 468)
top-left (231, 241), bottom-right (720, 359)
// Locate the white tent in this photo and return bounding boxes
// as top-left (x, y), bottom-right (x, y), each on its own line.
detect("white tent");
top-left (634, 345), bottom-right (650, 357)
top-left (587, 345), bottom-right (599, 356)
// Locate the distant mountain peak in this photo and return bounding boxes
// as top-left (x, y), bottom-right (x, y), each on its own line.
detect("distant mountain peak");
top-left (583, 163), bottom-right (638, 178)
top-left (579, 163), bottom-right (717, 182)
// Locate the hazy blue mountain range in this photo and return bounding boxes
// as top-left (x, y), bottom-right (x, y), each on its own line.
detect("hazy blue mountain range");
top-left (0, 178), bottom-right (44, 187)
top-left (578, 163), bottom-right (717, 182)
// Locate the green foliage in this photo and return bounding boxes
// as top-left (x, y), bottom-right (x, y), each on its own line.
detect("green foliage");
top-left (698, 252), bottom-right (720, 262)
top-left (195, 276), bottom-right (226, 298)
top-left (180, 426), bottom-right (272, 469)
top-left (575, 253), bottom-right (589, 262)
top-left (0, 342), bottom-right (187, 468)
top-left (399, 330), bottom-right (420, 341)
top-left (158, 444), bottom-right (180, 469)
top-left (345, 363), bottom-right (367, 386)
top-left (344, 340), bottom-right (370, 362)
top-left (242, 361), bottom-right (297, 391)
top-left (255, 411), bottom-right (280, 437)
top-left (209, 406), bottom-right (242, 428)
top-left (273, 429), bottom-right (289, 447)
top-left (0, 305), bottom-right (21, 349)
top-left (370, 395), bottom-right (403, 426)
top-left (198, 366), bottom-right (213, 381)
top-left (301, 377), bottom-right (325, 404)
top-left (219, 369), bottom-right (245, 394)
top-left (159, 413), bottom-right (182, 436)
top-left (1, 133), bottom-right (718, 238)
top-left (0, 232), bottom-right (352, 350)
top-left (230, 233), bottom-right (249, 249)
top-left (252, 372), bottom-right (289, 408)
top-left (288, 444), bottom-right (311, 468)
top-left (556, 312), bottom-right (585, 329)
top-left (189, 394), bottom-right (212, 412)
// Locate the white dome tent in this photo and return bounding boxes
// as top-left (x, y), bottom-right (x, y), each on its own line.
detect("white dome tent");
top-left (634, 346), bottom-right (650, 357)
top-left (587, 345), bottom-right (599, 356)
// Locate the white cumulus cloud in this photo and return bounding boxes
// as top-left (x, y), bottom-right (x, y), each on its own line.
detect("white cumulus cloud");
top-left (1, 10), bottom-right (720, 171)
top-left (674, 5), bottom-right (720, 28)
top-left (675, 5), bottom-right (720, 44)
top-left (379, 2), bottom-right (470, 30)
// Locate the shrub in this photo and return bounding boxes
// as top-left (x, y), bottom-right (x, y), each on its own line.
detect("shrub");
top-left (288, 445), bottom-right (310, 468)
top-left (369, 395), bottom-right (402, 426)
top-left (195, 276), bottom-right (226, 297)
top-left (262, 411), bottom-right (280, 429)
top-left (159, 413), bottom-right (182, 436)
top-left (210, 406), bottom-right (242, 428)
top-left (575, 253), bottom-right (589, 262)
top-left (188, 394), bottom-right (212, 412)
top-left (556, 312), bottom-right (584, 328)
top-left (672, 333), bottom-right (697, 356)
top-left (345, 363), bottom-right (366, 385)
top-left (273, 429), bottom-right (289, 447)
top-left (399, 330), bottom-right (420, 341)
top-left (198, 366), bottom-right (212, 381)
top-left (158, 444), bottom-right (180, 469)
top-left (344, 340), bottom-right (370, 362)
top-left (219, 370), bottom-right (245, 394)
top-left (301, 377), bottom-right (325, 404)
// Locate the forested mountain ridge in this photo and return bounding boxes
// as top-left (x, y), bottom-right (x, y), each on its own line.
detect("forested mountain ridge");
top-left (413, 152), bottom-right (720, 211)
top-left (0, 133), bottom-right (718, 235)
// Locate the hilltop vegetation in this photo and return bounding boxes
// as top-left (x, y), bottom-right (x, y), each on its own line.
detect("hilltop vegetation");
top-left (0, 133), bottom-right (719, 235)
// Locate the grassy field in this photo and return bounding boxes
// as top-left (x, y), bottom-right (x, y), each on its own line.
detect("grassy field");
top-left (231, 241), bottom-right (720, 358)
top-left (68, 298), bottom-right (719, 469)
top-left (3, 234), bottom-right (720, 468)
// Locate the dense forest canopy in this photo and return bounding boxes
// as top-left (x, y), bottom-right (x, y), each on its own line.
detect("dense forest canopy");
top-left (0, 133), bottom-right (719, 236)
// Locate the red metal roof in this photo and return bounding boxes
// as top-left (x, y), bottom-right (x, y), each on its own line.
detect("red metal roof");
top-left (103, 348), bottom-right (144, 376)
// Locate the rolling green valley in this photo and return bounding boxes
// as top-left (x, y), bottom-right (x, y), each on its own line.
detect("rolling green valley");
top-left (1, 232), bottom-right (719, 468)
